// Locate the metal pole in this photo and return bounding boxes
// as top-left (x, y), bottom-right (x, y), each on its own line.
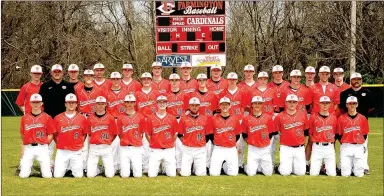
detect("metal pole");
top-left (350, 1), bottom-right (357, 74)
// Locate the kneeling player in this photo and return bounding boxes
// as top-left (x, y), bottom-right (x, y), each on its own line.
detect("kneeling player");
top-left (209, 97), bottom-right (242, 176)
top-left (242, 96), bottom-right (276, 176)
top-left (309, 96), bottom-right (337, 176)
top-left (337, 96), bottom-right (369, 177)
top-left (275, 94), bottom-right (309, 176)
top-left (117, 94), bottom-right (146, 178)
top-left (53, 94), bottom-right (88, 178)
top-left (86, 96), bottom-right (118, 178)
top-left (146, 96), bottom-right (179, 177)
top-left (179, 97), bottom-right (212, 176)
top-left (19, 94), bottom-right (55, 178)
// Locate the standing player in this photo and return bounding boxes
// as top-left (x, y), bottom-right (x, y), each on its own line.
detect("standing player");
top-left (121, 63), bottom-right (142, 94)
top-left (67, 64), bottom-right (83, 90)
top-left (86, 96), bottom-right (118, 178)
top-left (267, 64), bottom-right (290, 114)
top-left (15, 65), bottom-right (43, 174)
top-left (339, 72), bottom-right (374, 175)
top-left (19, 94), bottom-right (55, 178)
top-left (117, 94), bottom-right (146, 178)
top-left (237, 64), bottom-right (258, 95)
top-left (242, 96), bottom-right (276, 176)
top-left (151, 62), bottom-right (170, 95)
top-left (333, 67), bottom-right (350, 118)
top-left (337, 96), bottom-right (369, 177)
top-left (146, 95), bottom-right (179, 177)
top-left (179, 97), bottom-right (213, 176)
top-left (208, 97), bottom-right (242, 176)
top-left (207, 64), bottom-right (228, 95)
top-left (76, 69), bottom-right (104, 116)
top-left (93, 63), bottom-right (112, 89)
top-left (251, 72), bottom-right (277, 116)
top-left (53, 94), bottom-right (88, 178)
top-left (179, 62), bottom-right (198, 96)
top-left (106, 72), bottom-right (129, 117)
top-left (304, 66), bottom-right (316, 88)
top-left (275, 94), bottom-right (309, 176)
top-left (308, 96), bottom-right (337, 176)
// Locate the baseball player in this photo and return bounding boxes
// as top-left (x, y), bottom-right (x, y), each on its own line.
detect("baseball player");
top-left (267, 65), bottom-right (290, 114)
top-left (179, 62), bottom-right (198, 95)
top-left (238, 64), bottom-right (258, 95)
top-left (308, 96), bottom-right (337, 176)
top-left (19, 94), bottom-right (55, 178)
top-left (121, 63), bottom-right (142, 94)
top-left (278, 70), bottom-right (312, 114)
top-left (146, 95), bottom-right (179, 177)
top-left (151, 62), bottom-right (170, 95)
top-left (179, 97), bottom-right (213, 176)
top-left (333, 68), bottom-right (350, 118)
top-left (53, 93), bottom-right (89, 178)
top-left (135, 72), bottom-right (160, 173)
top-left (242, 96), bottom-right (276, 176)
top-left (67, 64), bottom-right (83, 90)
top-left (251, 71), bottom-right (278, 116)
top-left (336, 96), bottom-right (369, 177)
top-left (207, 64), bottom-right (228, 95)
top-left (86, 96), bottom-right (118, 178)
top-left (304, 66), bottom-right (316, 88)
top-left (275, 94), bottom-right (309, 176)
top-left (93, 63), bottom-right (112, 89)
top-left (15, 65), bottom-right (43, 174)
top-left (117, 94), bottom-right (146, 178)
top-left (208, 97), bottom-right (242, 176)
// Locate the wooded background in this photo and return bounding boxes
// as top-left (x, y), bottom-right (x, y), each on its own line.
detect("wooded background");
top-left (2, 1), bottom-right (383, 89)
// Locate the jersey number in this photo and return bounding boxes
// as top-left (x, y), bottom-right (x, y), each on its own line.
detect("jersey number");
top-left (197, 133), bottom-right (203, 141)
top-left (74, 132), bottom-right (79, 139)
top-left (165, 132), bottom-right (171, 140)
top-left (101, 133), bottom-right (110, 140)
top-left (36, 131), bottom-right (44, 138)
top-left (228, 134), bottom-right (233, 141)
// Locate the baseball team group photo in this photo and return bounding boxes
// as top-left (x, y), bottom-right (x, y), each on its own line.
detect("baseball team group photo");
top-left (1, 1), bottom-right (383, 196)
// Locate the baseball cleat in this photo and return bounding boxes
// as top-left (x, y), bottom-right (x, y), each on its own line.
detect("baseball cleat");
top-left (64, 170), bottom-right (73, 177)
top-left (15, 167), bottom-right (21, 176)
top-left (306, 165), bottom-right (310, 174)
top-left (364, 169), bottom-right (370, 175)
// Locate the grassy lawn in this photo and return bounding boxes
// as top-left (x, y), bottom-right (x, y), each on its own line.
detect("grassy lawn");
top-left (1, 117), bottom-right (383, 196)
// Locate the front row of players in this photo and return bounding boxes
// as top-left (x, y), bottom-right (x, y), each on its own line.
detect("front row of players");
top-left (19, 93), bottom-right (369, 178)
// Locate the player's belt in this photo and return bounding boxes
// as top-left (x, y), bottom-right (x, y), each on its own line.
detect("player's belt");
top-left (290, 144), bottom-right (304, 148)
top-left (30, 142), bottom-right (41, 146)
top-left (315, 142), bottom-right (334, 146)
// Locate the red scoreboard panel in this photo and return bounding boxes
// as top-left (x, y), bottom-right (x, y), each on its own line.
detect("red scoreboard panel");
top-left (156, 42), bottom-right (225, 54)
top-left (156, 26), bottom-right (225, 42)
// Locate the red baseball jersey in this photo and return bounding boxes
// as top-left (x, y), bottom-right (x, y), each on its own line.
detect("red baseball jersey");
top-left (16, 82), bottom-right (43, 114)
top-left (166, 91), bottom-right (189, 117)
top-left (211, 115), bottom-right (242, 148)
top-left (337, 113), bottom-right (369, 144)
top-left (334, 82), bottom-right (351, 117)
top-left (242, 113), bottom-right (275, 148)
top-left (278, 85), bottom-right (312, 113)
top-left (238, 81), bottom-right (258, 96)
top-left (218, 88), bottom-right (249, 116)
top-left (106, 89), bottom-right (129, 117)
top-left (86, 113), bottom-right (118, 145)
top-left (179, 114), bottom-right (213, 147)
top-left (308, 113), bottom-right (337, 143)
top-left (151, 79), bottom-right (170, 95)
top-left (73, 82), bottom-right (84, 91)
top-left (190, 90), bottom-right (218, 116)
top-left (75, 85), bottom-right (104, 115)
top-left (250, 88), bottom-right (278, 115)
top-left (180, 78), bottom-right (198, 95)
top-left (54, 112), bottom-right (89, 151)
top-left (135, 89), bottom-right (159, 117)
top-left (310, 83), bottom-right (340, 114)
top-left (274, 111), bottom-right (309, 146)
top-left (145, 114), bottom-right (179, 149)
top-left (93, 79), bottom-right (112, 90)
top-left (267, 81), bottom-right (290, 101)
top-left (20, 112), bottom-right (56, 145)
top-left (117, 113), bottom-right (146, 147)
top-left (121, 79), bottom-right (142, 95)
top-left (207, 78), bottom-right (229, 95)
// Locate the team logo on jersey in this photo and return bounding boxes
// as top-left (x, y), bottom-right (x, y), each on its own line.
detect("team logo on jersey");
top-left (122, 124), bottom-right (139, 132)
top-left (91, 125), bottom-right (108, 133)
top-left (283, 122), bottom-right (303, 130)
top-left (362, 93), bottom-right (366, 96)
top-left (316, 126), bottom-right (333, 133)
top-left (249, 125), bottom-right (267, 133)
top-left (344, 126), bottom-right (361, 133)
top-left (231, 101), bottom-right (241, 106)
top-left (200, 102), bottom-right (211, 107)
top-left (138, 100), bottom-right (155, 108)
top-left (61, 125), bottom-right (80, 132)
top-left (186, 126), bottom-right (204, 133)
top-left (167, 101), bottom-right (183, 108)
top-left (25, 123), bottom-right (44, 131)
top-left (183, 88), bottom-right (196, 93)
top-left (109, 100), bottom-right (124, 107)
top-left (153, 125), bottom-right (171, 133)
top-left (62, 86), bottom-right (67, 89)
top-left (80, 99), bottom-right (96, 106)
top-left (216, 127), bottom-right (234, 134)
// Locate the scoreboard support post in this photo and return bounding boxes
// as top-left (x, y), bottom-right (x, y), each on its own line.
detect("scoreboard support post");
top-left (207, 67), bottom-right (211, 78)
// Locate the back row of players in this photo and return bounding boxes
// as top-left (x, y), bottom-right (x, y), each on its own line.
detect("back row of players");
top-left (17, 62), bottom-right (370, 178)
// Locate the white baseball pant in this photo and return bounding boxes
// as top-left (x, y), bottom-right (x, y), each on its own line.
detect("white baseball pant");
top-left (111, 136), bottom-right (120, 173)
top-left (340, 143), bottom-right (365, 177)
top-left (278, 145), bottom-right (306, 176)
top-left (148, 147), bottom-right (176, 177)
top-left (245, 145), bottom-right (273, 176)
top-left (363, 137), bottom-right (369, 170)
top-left (310, 143), bottom-right (336, 176)
top-left (87, 144), bottom-right (114, 178)
top-left (236, 135), bottom-right (245, 167)
top-left (142, 134), bottom-right (150, 173)
top-left (180, 146), bottom-right (206, 176)
top-left (81, 135), bottom-right (89, 170)
top-left (210, 145), bottom-right (238, 176)
top-left (54, 149), bottom-right (83, 178)
top-left (19, 144), bottom-right (52, 178)
top-left (48, 140), bottom-right (55, 167)
top-left (120, 146), bottom-right (143, 178)
top-left (175, 137), bottom-right (183, 170)
top-left (206, 140), bottom-right (213, 168)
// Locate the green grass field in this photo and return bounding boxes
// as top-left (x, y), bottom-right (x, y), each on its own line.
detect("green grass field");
top-left (1, 117), bottom-right (383, 196)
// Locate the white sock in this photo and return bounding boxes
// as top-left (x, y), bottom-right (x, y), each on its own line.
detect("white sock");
top-left (306, 161), bottom-right (309, 165)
